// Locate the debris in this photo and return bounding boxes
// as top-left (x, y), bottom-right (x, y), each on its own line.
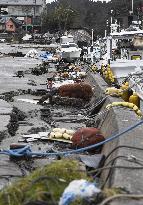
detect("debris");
top-left (25, 49), bottom-right (38, 58)
top-left (79, 154), bottom-right (105, 169)
top-left (22, 134), bottom-right (41, 139)
top-left (38, 132), bottom-right (50, 137)
top-left (22, 34), bottom-right (32, 41)
top-left (46, 137), bottom-right (73, 144)
top-left (8, 51), bottom-right (25, 57)
top-left (15, 71), bottom-right (24, 78)
top-left (26, 138), bottom-right (38, 142)
top-left (59, 179), bottom-right (101, 205)
top-left (52, 96), bottom-right (85, 107)
top-left (58, 83), bottom-right (93, 101)
top-left (49, 127), bottom-right (74, 141)
top-left (17, 99), bottom-right (39, 104)
top-left (38, 51), bottom-right (53, 61)
top-left (71, 127), bottom-right (105, 149)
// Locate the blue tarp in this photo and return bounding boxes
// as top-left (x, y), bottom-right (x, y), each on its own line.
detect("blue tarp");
top-left (38, 52), bottom-right (53, 60)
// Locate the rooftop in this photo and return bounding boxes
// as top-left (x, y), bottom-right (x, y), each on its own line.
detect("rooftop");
top-left (0, 0), bottom-right (45, 6)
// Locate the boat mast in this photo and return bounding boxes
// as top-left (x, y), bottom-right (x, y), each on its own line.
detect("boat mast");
top-left (91, 29), bottom-right (94, 63)
top-left (91, 29), bottom-right (94, 47)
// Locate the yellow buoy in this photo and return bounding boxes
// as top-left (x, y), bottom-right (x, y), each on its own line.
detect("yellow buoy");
top-left (129, 92), bottom-right (140, 108)
top-left (120, 83), bottom-right (129, 102)
top-left (125, 82), bottom-right (129, 86)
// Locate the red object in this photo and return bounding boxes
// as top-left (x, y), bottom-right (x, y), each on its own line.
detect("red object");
top-left (71, 127), bottom-right (105, 148)
top-left (58, 83), bottom-right (93, 101)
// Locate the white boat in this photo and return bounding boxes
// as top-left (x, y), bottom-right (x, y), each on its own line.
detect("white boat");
top-left (57, 35), bottom-right (81, 60)
top-left (83, 45), bottom-right (101, 63)
top-left (100, 26), bottom-right (143, 100)
top-left (104, 28), bottom-right (143, 84)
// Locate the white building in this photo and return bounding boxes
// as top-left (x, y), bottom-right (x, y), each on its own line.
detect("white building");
top-left (0, 0), bottom-right (46, 17)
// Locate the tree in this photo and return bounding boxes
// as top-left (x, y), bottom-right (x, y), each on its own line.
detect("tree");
top-left (42, 3), bottom-right (77, 33)
top-left (54, 5), bottom-right (76, 32)
top-left (42, 0), bottom-right (143, 36)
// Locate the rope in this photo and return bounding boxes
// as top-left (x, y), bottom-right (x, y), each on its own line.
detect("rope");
top-left (0, 119), bottom-right (143, 158)
top-left (100, 194), bottom-right (143, 205)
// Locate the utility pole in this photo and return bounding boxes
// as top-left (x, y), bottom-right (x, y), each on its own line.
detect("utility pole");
top-left (111, 9), bottom-right (113, 24)
top-left (26, 14), bottom-right (28, 32)
top-left (91, 29), bottom-right (94, 47)
top-left (131, 0), bottom-right (134, 13)
top-left (91, 29), bottom-right (94, 63)
top-left (33, 0), bottom-right (36, 33)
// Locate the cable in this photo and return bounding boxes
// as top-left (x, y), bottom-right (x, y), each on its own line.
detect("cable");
top-left (90, 146), bottom-right (143, 188)
top-left (103, 145), bottom-right (143, 165)
top-left (100, 194), bottom-right (143, 205)
top-left (104, 155), bottom-right (143, 167)
top-left (89, 155), bottom-right (143, 184)
top-left (91, 155), bottom-right (127, 188)
top-left (88, 165), bottom-right (143, 174)
top-left (102, 155), bottom-right (127, 167)
top-left (100, 156), bottom-right (143, 188)
top-left (100, 160), bottom-right (114, 189)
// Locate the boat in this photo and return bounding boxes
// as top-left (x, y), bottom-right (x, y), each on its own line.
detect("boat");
top-left (109, 29), bottom-right (143, 83)
top-left (57, 35), bottom-right (82, 61)
top-left (83, 45), bottom-right (101, 63)
top-left (96, 21), bottom-right (143, 100)
top-left (98, 25), bottom-right (143, 83)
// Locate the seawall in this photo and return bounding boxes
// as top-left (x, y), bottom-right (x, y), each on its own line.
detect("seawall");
top-left (87, 72), bottom-right (143, 204)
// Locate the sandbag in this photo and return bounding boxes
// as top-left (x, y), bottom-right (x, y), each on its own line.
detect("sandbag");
top-left (71, 127), bottom-right (105, 149)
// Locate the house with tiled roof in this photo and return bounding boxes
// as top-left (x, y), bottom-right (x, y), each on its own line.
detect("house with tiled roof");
top-left (5, 17), bottom-right (22, 32)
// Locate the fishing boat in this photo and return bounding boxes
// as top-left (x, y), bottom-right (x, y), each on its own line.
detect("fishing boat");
top-left (109, 29), bottom-right (143, 83)
top-left (57, 35), bottom-right (82, 60)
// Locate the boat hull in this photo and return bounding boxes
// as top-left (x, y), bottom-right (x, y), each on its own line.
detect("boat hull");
top-left (110, 60), bottom-right (143, 82)
top-left (62, 50), bottom-right (81, 60)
